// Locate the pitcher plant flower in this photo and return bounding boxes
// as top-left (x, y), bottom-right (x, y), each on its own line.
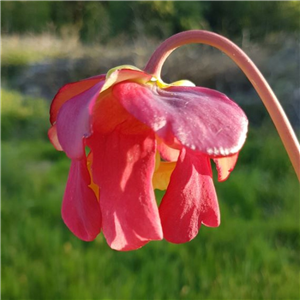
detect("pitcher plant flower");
top-left (48, 30), bottom-right (300, 251)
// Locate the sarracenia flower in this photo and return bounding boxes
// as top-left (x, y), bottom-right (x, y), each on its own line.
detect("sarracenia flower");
top-left (49, 66), bottom-right (247, 250)
top-left (49, 40), bottom-right (248, 251)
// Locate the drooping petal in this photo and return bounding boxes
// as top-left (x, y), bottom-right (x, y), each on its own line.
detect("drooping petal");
top-left (56, 81), bottom-right (104, 159)
top-left (157, 138), bottom-right (180, 161)
top-left (159, 148), bottom-right (220, 244)
top-left (91, 88), bottom-right (138, 135)
top-left (88, 124), bottom-right (163, 251)
top-left (113, 83), bottom-right (248, 156)
top-left (50, 75), bottom-right (105, 125)
top-left (48, 124), bottom-right (63, 151)
top-left (213, 153), bottom-right (239, 182)
top-left (62, 158), bottom-right (102, 242)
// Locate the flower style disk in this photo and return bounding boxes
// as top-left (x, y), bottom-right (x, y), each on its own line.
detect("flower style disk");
top-left (49, 59), bottom-right (248, 250)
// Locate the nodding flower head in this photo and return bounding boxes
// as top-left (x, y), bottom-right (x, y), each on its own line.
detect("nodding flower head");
top-left (48, 38), bottom-right (248, 251)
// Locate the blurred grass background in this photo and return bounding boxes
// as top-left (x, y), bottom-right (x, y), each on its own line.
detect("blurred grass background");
top-left (1, 1), bottom-right (300, 300)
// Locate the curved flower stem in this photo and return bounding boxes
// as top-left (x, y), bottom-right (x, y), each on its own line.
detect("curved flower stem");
top-left (145, 30), bottom-right (300, 181)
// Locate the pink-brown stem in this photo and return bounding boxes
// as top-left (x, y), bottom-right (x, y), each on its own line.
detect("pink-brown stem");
top-left (145, 30), bottom-right (300, 181)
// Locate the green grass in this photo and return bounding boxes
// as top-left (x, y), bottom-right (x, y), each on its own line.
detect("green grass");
top-left (1, 88), bottom-right (299, 300)
top-left (1, 35), bottom-right (84, 66)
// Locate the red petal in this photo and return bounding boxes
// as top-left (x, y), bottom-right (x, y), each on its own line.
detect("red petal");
top-left (48, 124), bottom-right (63, 151)
top-left (50, 75), bottom-right (105, 125)
top-left (157, 138), bottom-right (180, 161)
top-left (113, 83), bottom-right (248, 156)
top-left (88, 125), bottom-right (163, 251)
top-left (92, 88), bottom-right (139, 135)
top-left (62, 158), bottom-right (102, 241)
top-left (56, 81), bottom-right (104, 159)
top-left (159, 148), bottom-right (220, 244)
top-left (213, 153), bottom-right (239, 182)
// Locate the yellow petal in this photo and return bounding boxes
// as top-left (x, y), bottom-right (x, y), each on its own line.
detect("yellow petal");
top-left (153, 161), bottom-right (176, 191)
top-left (154, 150), bottom-right (161, 171)
top-left (170, 79), bottom-right (195, 87)
top-left (105, 65), bottom-right (142, 79)
top-left (150, 76), bottom-right (195, 89)
top-left (87, 153), bottom-right (100, 200)
top-left (102, 65), bottom-right (152, 92)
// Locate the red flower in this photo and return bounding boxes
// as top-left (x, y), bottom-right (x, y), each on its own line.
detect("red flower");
top-left (48, 66), bottom-right (248, 251)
